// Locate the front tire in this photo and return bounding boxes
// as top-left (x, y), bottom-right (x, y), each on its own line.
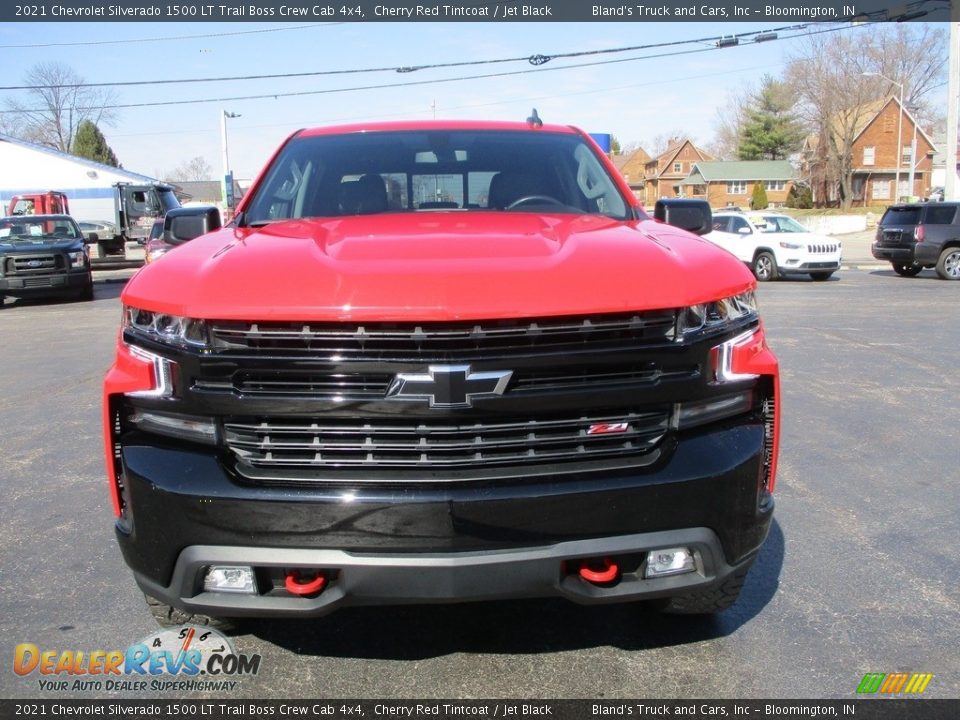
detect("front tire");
top-left (752, 252), bottom-right (778, 282)
top-left (145, 594), bottom-right (239, 633)
top-left (809, 271), bottom-right (833, 281)
top-left (892, 262), bottom-right (923, 277)
top-left (658, 567), bottom-right (749, 614)
top-left (935, 247), bottom-right (960, 280)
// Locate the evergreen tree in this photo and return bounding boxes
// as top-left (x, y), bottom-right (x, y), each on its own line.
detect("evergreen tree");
top-left (738, 76), bottom-right (805, 161)
top-left (751, 183), bottom-right (769, 210)
top-left (71, 120), bottom-right (119, 166)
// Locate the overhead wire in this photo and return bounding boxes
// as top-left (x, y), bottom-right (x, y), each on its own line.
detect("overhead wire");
top-left (0, 21), bottom-right (864, 114)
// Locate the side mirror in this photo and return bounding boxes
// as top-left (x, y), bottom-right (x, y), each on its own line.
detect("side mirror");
top-left (653, 199), bottom-right (712, 236)
top-left (737, 226), bottom-right (752, 235)
top-left (84, 232), bottom-right (99, 244)
top-left (163, 206), bottom-right (221, 245)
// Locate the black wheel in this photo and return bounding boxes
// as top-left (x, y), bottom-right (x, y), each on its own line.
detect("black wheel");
top-left (892, 262), bottom-right (923, 277)
top-left (658, 567), bottom-right (750, 615)
top-left (144, 594), bottom-right (239, 633)
top-left (935, 247), bottom-right (960, 280)
top-left (78, 281), bottom-right (94, 301)
top-left (809, 271), bottom-right (833, 281)
top-left (752, 252), bottom-right (778, 282)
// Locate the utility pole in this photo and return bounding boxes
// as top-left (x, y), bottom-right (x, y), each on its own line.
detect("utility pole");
top-left (220, 109), bottom-right (240, 214)
top-left (947, 22), bottom-right (959, 201)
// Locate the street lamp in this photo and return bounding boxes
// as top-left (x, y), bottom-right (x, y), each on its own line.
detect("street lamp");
top-left (862, 72), bottom-right (904, 201)
top-left (220, 109), bottom-right (241, 212)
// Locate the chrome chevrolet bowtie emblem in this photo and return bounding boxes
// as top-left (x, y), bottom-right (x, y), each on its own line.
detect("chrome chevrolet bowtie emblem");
top-left (386, 365), bottom-right (513, 408)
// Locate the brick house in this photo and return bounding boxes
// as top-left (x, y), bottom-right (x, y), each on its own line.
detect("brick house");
top-left (611, 147), bottom-right (651, 201)
top-left (678, 160), bottom-right (796, 209)
top-left (642, 140), bottom-right (714, 206)
top-left (801, 97), bottom-right (937, 206)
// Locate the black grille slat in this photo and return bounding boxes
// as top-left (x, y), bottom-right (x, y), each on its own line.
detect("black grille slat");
top-left (224, 410), bottom-right (670, 471)
top-left (209, 312), bottom-right (678, 360)
top-left (10, 254), bottom-right (61, 274)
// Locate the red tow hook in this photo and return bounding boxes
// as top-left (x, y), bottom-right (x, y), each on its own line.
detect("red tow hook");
top-left (284, 570), bottom-right (328, 596)
top-left (578, 557), bottom-right (620, 585)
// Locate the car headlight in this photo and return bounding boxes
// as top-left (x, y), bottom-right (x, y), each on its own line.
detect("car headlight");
top-left (677, 291), bottom-right (758, 337)
top-left (68, 250), bottom-right (86, 268)
top-left (779, 241), bottom-right (803, 250)
top-left (145, 246), bottom-right (168, 263)
top-left (123, 306), bottom-right (208, 349)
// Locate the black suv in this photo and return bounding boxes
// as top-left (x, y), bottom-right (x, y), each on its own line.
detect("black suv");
top-left (872, 202), bottom-right (960, 280)
top-left (0, 214), bottom-right (94, 303)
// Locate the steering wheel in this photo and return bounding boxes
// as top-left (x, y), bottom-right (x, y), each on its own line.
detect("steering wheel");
top-left (504, 195), bottom-right (565, 210)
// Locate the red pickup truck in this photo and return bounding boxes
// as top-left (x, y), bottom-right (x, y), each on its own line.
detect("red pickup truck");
top-left (103, 118), bottom-right (780, 628)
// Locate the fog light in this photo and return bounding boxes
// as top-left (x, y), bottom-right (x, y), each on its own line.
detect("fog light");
top-left (203, 566), bottom-right (257, 594)
top-left (644, 548), bottom-right (695, 578)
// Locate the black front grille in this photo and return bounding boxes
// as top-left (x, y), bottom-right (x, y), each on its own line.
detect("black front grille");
top-left (193, 362), bottom-right (700, 400)
top-left (209, 312), bottom-right (678, 361)
top-left (224, 409), bottom-right (671, 475)
top-left (807, 244), bottom-right (838, 254)
top-left (9, 254), bottom-right (62, 274)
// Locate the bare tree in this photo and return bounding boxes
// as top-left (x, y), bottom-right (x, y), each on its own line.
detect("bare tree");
top-left (646, 130), bottom-right (692, 158)
top-left (786, 25), bottom-right (947, 208)
top-left (3, 62), bottom-right (117, 152)
top-left (708, 86), bottom-right (753, 160)
top-left (164, 156), bottom-right (214, 182)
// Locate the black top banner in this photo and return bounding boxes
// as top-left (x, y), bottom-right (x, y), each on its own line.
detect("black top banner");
top-left (2, 0), bottom-right (955, 23)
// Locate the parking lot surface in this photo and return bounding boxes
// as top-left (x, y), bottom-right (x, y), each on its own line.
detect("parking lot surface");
top-left (0, 265), bottom-right (957, 699)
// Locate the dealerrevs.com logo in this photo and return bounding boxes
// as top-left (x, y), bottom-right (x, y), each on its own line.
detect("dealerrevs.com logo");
top-left (13, 626), bottom-right (261, 692)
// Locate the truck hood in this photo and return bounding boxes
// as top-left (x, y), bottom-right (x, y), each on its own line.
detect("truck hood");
top-left (123, 213), bottom-right (755, 321)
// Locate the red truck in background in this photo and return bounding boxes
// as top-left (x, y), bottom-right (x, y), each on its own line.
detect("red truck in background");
top-left (7, 190), bottom-right (69, 217)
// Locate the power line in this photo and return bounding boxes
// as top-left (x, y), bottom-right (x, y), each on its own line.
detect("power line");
top-left (0, 22), bottom-right (828, 91)
top-left (0, 22), bottom-right (862, 115)
top-left (0, 22), bottom-right (342, 50)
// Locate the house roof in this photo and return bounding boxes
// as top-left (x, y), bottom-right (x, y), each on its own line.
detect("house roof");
top-left (645, 140), bottom-right (714, 179)
top-left (0, 133), bottom-right (156, 183)
top-left (805, 97), bottom-right (938, 154)
top-left (679, 160), bottom-right (795, 184)
top-left (612, 147), bottom-right (651, 184)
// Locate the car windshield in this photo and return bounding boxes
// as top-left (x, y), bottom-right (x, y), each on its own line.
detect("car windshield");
top-left (0, 217), bottom-right (81, 241)
top-left (242, 129), bottom-right (630, 223)
top-left (756, 215), bottom-right (808, 233)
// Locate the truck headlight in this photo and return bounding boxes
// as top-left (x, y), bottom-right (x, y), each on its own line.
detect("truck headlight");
top-left (677, 291), bottom-right (757, 337)
top-left (123, 306), bottom-right (208, 349)
top-left (68, 250), bottom-right (86, 268)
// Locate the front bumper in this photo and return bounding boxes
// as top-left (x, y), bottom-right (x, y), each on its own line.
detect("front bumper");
top-left (0, 270), bottom-right (91, 298)
top-left (116, 422), bottom-right (774, 617)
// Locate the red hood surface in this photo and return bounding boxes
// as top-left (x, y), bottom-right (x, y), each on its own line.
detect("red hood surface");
top-left (122, 213), bottom-right (755, 322)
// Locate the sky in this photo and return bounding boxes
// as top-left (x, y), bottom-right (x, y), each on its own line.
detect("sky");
top-left (0, 19), bottom-right (948, 182)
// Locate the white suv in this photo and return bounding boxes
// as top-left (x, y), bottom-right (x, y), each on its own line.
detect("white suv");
top-left (707, 212), bottom-right (842, 281)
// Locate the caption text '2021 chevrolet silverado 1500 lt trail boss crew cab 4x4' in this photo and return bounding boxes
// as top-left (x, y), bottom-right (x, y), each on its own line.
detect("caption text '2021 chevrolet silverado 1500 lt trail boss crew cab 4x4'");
top-left (103, 118), bottom-right (780, 627)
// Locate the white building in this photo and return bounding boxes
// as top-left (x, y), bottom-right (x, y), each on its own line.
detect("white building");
top-left (0, 134), bottom-right (161, 223)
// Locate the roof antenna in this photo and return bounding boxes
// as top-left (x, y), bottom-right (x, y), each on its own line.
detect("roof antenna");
top-left (526, 108), bottom-right (543, 128)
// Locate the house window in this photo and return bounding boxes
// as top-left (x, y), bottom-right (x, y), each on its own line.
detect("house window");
top-left (863, 146), bottom-right (875, 166)
top-left (673, 162), bottom-right (682, 173)
top-left (901, 147), bottom-right (912, 166)
top-left (727, 181), bottom-right (747, 194)
top-left (872, 180), bottom-right (891, 200)
top-left (764, 180), bottom-right (785, 192)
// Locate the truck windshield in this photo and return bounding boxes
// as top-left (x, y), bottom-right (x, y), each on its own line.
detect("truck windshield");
top-left (242, 129), bottom-right (630, 223)
top-left (0, 217), bottom-right (81, 241)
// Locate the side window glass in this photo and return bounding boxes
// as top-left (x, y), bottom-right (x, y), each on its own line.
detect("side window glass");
top-left (925, 206), bottom-right (957, 225)
top-left (731, 217), bottom-right (750, 234)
